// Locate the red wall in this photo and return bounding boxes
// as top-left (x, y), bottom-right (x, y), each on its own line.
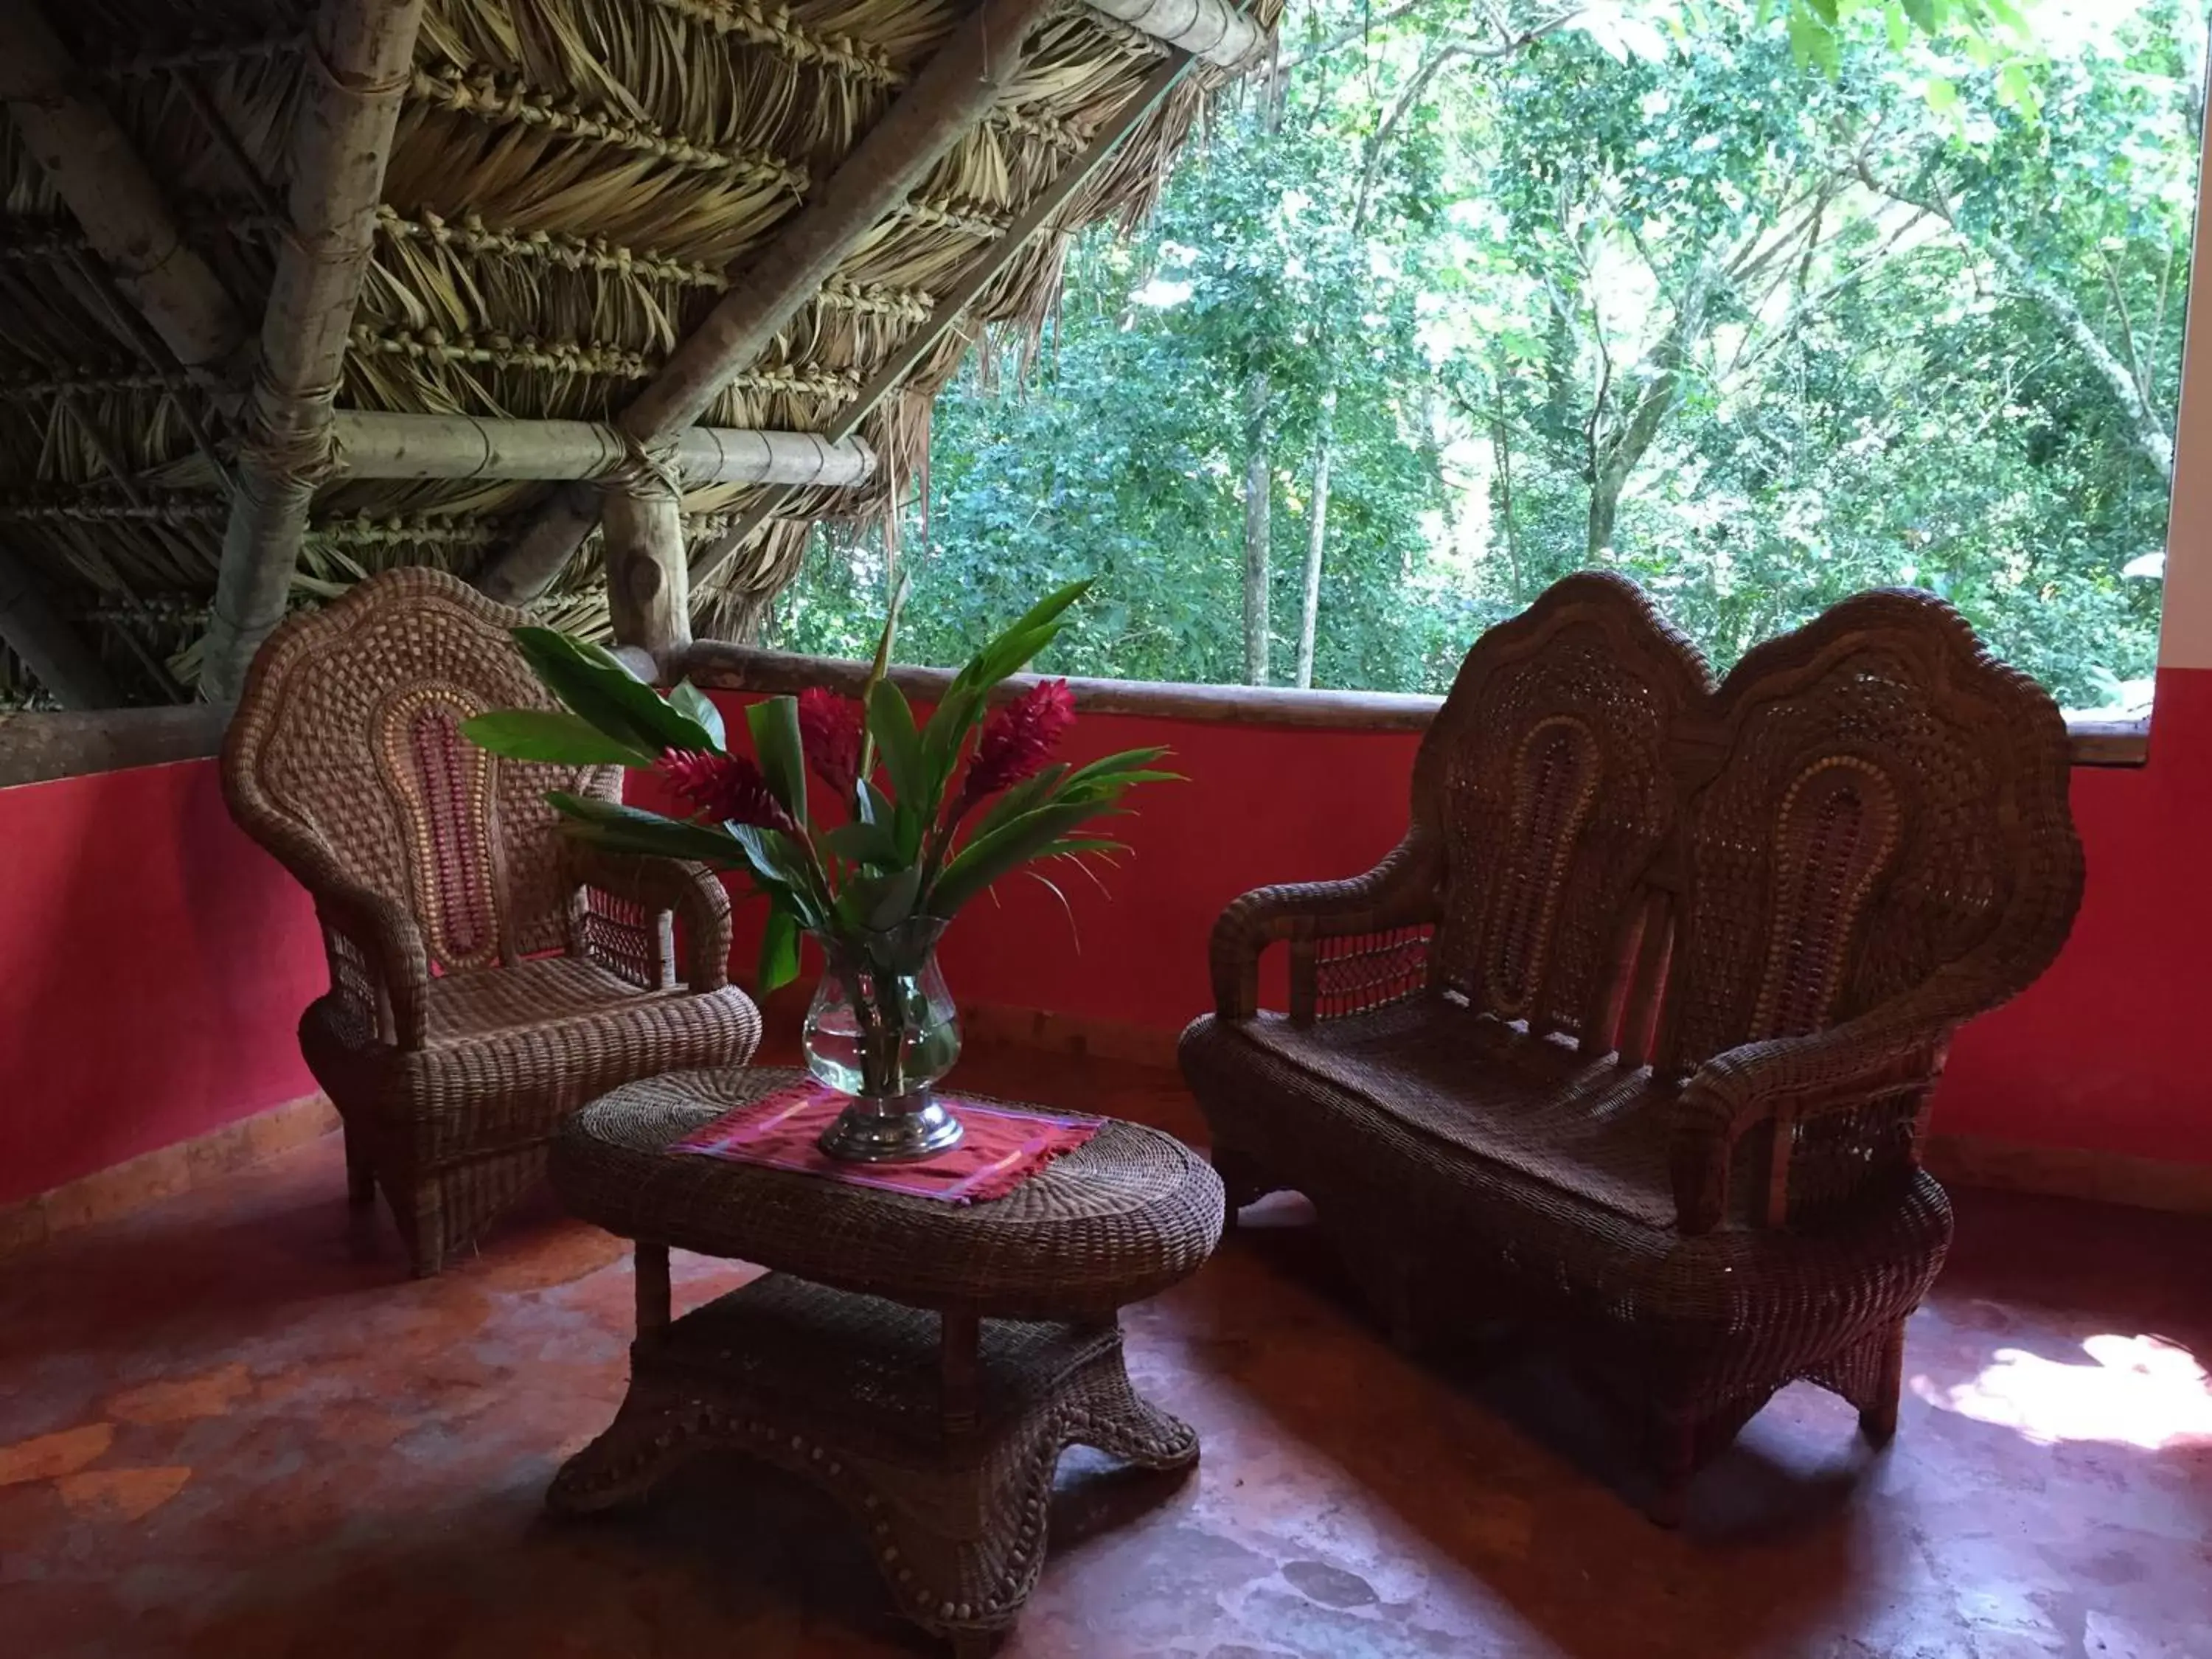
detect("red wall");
top-left (0, 760), bottom-right (323, 1205)
top-left (3, 667), bottom-right (2207, 1205)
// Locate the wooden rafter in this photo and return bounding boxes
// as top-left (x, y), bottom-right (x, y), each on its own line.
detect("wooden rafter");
top-left (691, 47), bottom-right (1201, 591)
top-left (327, 413), bottom-right (877, 488)
top-left (473, 0), bottom-right (1074, 606)
top-left (0, 542), bottom-right (121, 709)
top-left (0, 0), bottom-right (245, 374)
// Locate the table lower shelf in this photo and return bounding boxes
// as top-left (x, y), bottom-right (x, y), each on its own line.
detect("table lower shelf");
top-left (548, 1272), bottom-right (1200, 1652)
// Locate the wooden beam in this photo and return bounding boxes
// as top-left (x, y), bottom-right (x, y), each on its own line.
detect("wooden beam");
top-left (0, 1), bottom-right (245, 373)
top-left (675, 638), bottom-right (2147, 767)
top-left (602, 484), bottom-right (691, 656)
top-left (199, 0), bottom-right (426, 703)
top-left (0, 702), bottom-right (229, 786)
top-left (1084, 0), bottom-right (1262, 67)
top-left (473, 0), bottom-right (1066, 606)
top-left (0, 543), bottom-right (123, 709)
top-left (327, 412), bottom-right (877, 487)
top-left (690, 48), bottom-right (1199, 591)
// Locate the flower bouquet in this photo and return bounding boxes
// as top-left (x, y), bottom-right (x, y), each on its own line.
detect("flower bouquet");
top-left (463, 582), bottom-right (1175, 1161)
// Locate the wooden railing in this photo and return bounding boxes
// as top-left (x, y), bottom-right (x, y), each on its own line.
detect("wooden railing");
top-left (672, 641), bottom-right (2153, 763)
top-left (0, 644), bottom-right (2153, 785)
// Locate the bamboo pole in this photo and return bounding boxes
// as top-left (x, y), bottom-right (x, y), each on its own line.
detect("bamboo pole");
top-left (327, 412), bottom-right (877, 486)
top-left (601, 484), bottom-right (691, 656)
top-left (200, 0), bottom-right (426, 703)
top-left (691, 48), bottom-right (1200, 591)
top-left (473, 0), bottom-right (1065, 605)
top-left (1083, 0), bottom-right (1262, 67)
top-left (0, 543), bottom-right (122, 709)
top-left (0, 1), bottom-right (244, 374)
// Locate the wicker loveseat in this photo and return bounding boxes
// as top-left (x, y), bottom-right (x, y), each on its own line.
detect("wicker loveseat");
top-left (1180, 574), bottom-right (2083, 1520)
top-left (223, 568), bottom-right (762, 1276)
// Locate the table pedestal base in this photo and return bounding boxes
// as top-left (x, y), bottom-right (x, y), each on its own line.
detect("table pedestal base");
top-left (549, 1273), bottom-right (1199, 1654)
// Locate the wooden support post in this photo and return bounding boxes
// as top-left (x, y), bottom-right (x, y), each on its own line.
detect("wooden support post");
top-left (473, 0), bottom-right (1065, 605)
top-left (0, 543), bottom-right (122, 709)
top-left (601, 482), bottom-right (691, 657)
top-left (201, 0), bottom-right (426, 702)
top-left (690, 49), bottom-right (1200, 591)
top-left (0, 1), bottom-right (245, 375)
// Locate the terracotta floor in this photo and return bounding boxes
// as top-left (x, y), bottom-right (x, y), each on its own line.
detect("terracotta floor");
top-left (3, 1048), bottom-right (2209, 1659)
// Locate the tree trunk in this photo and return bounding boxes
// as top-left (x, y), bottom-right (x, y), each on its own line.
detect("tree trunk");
top-left (1987, 237), bottom-right (2175, 484)
top-left (1241, 371), bottom-right (1272, 686)
top-left (1587, 467), bottom-right (1626, 563)
top-left (1489, 387), bottom-right (1524, 602)
top-left (1295, 387), bottom-right (1335, 689)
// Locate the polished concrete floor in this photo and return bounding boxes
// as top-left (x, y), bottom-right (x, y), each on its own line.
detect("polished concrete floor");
top-left (3, 1048), bottom-right (2208, 1658)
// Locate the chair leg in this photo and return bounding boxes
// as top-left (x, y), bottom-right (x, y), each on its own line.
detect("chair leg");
top-left (342, 1120), bottom-right (377, 1208)
top-left (1209, 1144), bottom-right (1268, 1234)
top-left (1857, 1319), bottom-right (1907, 1447)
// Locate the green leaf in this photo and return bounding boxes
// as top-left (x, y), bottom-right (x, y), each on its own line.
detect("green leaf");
top-left (967, 763), bottom-right (1071, 843)
top-left (511, 627), bottom-right (717, 758)
top-left (928, 801), bottom-right (1122, 919)
top-left (1787, 9), bottom-right (1839, 74)
top-left (856, 778), bottom-right (894, 829)
top-left (746, 696), bottom-right (808, 825)
top-left (822, 817), bottom-right (902, 866)
top-left (838, 863), bottom-right (922, 933)
top-left (945, 580), bottom-right (1091, 700)
top-left (546, 792), bottom-right (745, 866)
top-left (1902, 0), bottom-right (1939, 29)
top-left (868, 680), bottom-right (929, 809)
top-left (856, 575), bottom-right (906, 784)
top-left (461, 709), bottom-right (651, 767)
top-left (757, 905), bottom-right (801, 992)
top-left (667, 681), bottom-right (726, 751)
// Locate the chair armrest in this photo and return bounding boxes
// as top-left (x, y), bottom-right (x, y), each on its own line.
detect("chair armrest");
top-left (313, 880), bottom-right (432, 1050)
top-left (1671, 1006), bottom-right (1954, 1235)
top-left (567, 846), bottom-right (734, 993)
top-left (1209, 837), bottom-right (1441, 1020)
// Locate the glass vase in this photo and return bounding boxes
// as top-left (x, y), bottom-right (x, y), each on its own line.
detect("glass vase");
top-left (803, 919), bottom-right (964, 1162)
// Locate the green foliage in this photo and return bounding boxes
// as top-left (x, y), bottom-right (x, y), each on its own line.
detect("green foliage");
top-left (778, 0), bottom-right (2198, 714)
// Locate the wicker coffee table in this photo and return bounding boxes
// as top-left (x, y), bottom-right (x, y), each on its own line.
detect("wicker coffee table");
top-left (545, 1066), bottom-right (1224, 1655)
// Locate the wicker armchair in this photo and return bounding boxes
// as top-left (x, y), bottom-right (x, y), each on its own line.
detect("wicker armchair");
top-left (1180, 574), bottom-right (2083, 1521)
top-left (222, 567), bottom-right (762, 1276)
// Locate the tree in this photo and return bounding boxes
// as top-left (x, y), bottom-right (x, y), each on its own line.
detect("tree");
top-left (774, 0), bottom-right (2201, 714)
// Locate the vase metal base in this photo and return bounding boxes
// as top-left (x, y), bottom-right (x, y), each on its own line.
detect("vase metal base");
top-left (816, 1091), bottom-right (965, 1164)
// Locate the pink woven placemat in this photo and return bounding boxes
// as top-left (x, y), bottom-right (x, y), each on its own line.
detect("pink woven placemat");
top-left (671, 1078), bottom-right (1101, 1204)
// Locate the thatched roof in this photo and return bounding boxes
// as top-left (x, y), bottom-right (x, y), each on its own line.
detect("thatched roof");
top-left (0, 0), bottom-right (1276, 706)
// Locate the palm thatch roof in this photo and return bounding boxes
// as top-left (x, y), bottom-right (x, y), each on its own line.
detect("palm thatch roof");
top-left (0, 0), bottom-right (1276, 706)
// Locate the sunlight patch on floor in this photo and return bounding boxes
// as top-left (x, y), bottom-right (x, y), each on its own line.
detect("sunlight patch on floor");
top-left (1910, 1334), bottom-right (2212, 1451)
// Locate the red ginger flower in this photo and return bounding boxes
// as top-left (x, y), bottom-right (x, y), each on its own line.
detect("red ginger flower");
top-left (797, 687), bottom-right (865, 799)
top-left (656, 748), bottom-right (797, 833)
top-left (956, 679), bottom-right (1076, 814)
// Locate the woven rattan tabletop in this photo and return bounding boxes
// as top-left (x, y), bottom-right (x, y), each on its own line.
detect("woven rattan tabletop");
top-left (552, 1067), bottom-right (1224, 1320)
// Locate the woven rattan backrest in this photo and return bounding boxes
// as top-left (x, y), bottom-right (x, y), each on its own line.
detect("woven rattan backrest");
top-left (1412, 574), bottom-right (1711, 1046)
top-left (1657, 590), bottom-right (2083, 1074)
top-left (221, 566), bottom-right (620, 973)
